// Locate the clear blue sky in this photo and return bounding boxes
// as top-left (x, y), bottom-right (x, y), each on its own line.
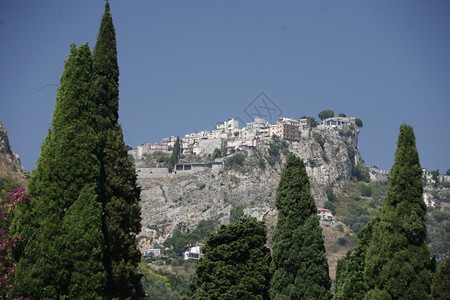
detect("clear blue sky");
top-left (1, 0), bottom-right (449, 173)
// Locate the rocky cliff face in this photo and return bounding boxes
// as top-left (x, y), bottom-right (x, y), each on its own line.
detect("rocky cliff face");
top-left (136, 125), bottom-right (365, 249)
top-left (0, 121), bottom-right (27, 181)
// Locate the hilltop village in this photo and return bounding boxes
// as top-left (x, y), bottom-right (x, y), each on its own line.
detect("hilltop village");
top-left (129, 115), bottom-right (361, 162)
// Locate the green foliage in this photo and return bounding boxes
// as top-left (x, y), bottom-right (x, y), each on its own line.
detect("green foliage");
top-left (92, 3), bottom-right (143, 298)
top-left (347, 144), bottom-right (356, 163)
top-left (141, 151), bottom-right (171, 167)
top-left (268, 142), bottom-right (281, 158)
top-left (336, 237), bottom-right (348, 246)
top-left (230, 204), bottom-right (246, 222)
top-left (355, 118), bottom-right (363, 128)
top-left (359, 184), bottom-right (372, 197)
top-left (313, 132), bottom-right (326, 150)
top-left (10, 44), bottom-right (107, 299)
top-left (362, 124), bottom-right (432, 298)
top-left (164, 220), bottom-right (217, 256)
top-left (338, 129), bottom-right (353, 137)
top-left (338, 113), bottom-right (347, 117)
top-left (224, 152), bottom-right (246, 171)
top-left (430, 258), bottom-right (450, 299)
top-left (0, 188), bottom-right (29, 298)
top-left (186, 218), bottom-right (271, 299)
top-left (446, 169), bottom-right (450, 176)
top-left (10, 3), bottom-right (144, 298)
top-left (370, 181), bottom-right (388, 208)
top-left (325, 186), bottom-right (337, 202)
top-left (270, 154), bottom-right (331, 299)
top-left (324, 201), bottom-right (336, 215)
top-left (265, 137), bottom-right (289, 167)
top-left (140, 262), bottom-right (189, 300)
top-left (353, 163), bottom-right (370, 183)
top-left (0, 127), bottom-right (7, 140)
top-left (169, 137), bottom-right (181, 172)
top-left (342, 205), bottom-right (371, 234)
top-left (318, 109), bottom-right (334, 120)
top-left (346, 143), bottom-right (371, 182)
top-left (212, 148), bottom-right (223, 160)
top-left (334, 219), bottom-right (376, 300)
top-left (258, 157), bottom-right (266, 169)
top-left (0, 176), bottom-right (23, 203)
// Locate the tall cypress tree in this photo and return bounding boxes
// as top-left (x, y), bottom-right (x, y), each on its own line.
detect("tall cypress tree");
top-left (361, 123), bottom-right (431, 298)
top-left (270, 153), bottom-right (331, 299)
top-left (92, 3), bottom-right (143, 298)
top-left (9, 44), bottom-right (107, 299)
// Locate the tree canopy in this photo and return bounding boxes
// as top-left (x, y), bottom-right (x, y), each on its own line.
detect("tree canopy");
top-left (186, 218), bottom-right (271, 300)
top-left (336, 123), bottom-right (432, 299)
top-left (270, 153), bottom-right (331, 299)
top-left (9, 3), bottom-right (143, 298)
top-left (92, 3), bottom-right (143, 298)
top-left (318, 109), bottom-right (334, 120)
top-left (10, 44), bottom-right (107, 299)
top-left (430, 258), bottom-right (450, 299)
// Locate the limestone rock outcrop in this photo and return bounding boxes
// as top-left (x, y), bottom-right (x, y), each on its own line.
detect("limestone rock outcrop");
top-left (137, 125), bottom-right (363, 249)
top-left (0, 120), bottom-right (27, 181)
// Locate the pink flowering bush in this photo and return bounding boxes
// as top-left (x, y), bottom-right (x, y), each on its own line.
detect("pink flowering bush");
top-left (0, 187), bottom-right (29, 295)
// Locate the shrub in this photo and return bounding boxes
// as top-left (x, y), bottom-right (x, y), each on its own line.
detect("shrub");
top-left (318, 109), bottom-right (334, 120)
top-left (313, 132), bottom-right (325, 150)
top-left (325, 186), bottom-right (338, 202)
top-left (324, 201), bottom-right (336, 215)
top-left (258, 157), bottom-right (266, 169)
top-left (353, 163), bottom-right (370, 183)
top-left (359, 184), bottom-right (372, 197)
top-left (336, 237), bottom-right (348, 246)
top-left (224, 153), bottom-right (246, 170)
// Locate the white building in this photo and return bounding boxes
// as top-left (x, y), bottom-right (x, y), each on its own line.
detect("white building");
top-left (317, 207), bottom-right (333, 221)
top-left (227, 139), bottom-right (259, 155)
top-left (216, 119), bottom-right (240, 135)
top-left (183, 243), bottom-right (204, 260)
top-left (318, 117), bottom-right (356, 128)
top-left (143, 248), bottom-right (162, 257)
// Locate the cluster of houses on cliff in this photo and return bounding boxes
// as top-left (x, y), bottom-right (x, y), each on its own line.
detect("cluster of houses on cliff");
top-left (130, 116), bottom-right (358, 161)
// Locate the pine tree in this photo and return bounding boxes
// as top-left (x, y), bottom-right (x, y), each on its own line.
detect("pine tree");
top-left (362, 123), bottom-right (432, 298)
top-left (92, 3), bottom-right (143, 298)
top-left (186, 217), bottom-right (271, 300)
top-left (270, 153), bottom-right (331, 299)
top-left (9, 44), bottom-right (107, 299)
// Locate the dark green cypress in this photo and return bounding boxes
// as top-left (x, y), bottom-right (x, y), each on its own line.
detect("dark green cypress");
top-left (430, 258), bottom-right (450, 299)
top-left (10, 44), bottom-right (107, 299)
top-left (270, 153), bottom-right (331, 299)
top-left (362, 124), bottom-right (431, 298)
top-left (186, 218), bottom-right (271, 300)
top-left (92, 3), bottom-right (143, 298)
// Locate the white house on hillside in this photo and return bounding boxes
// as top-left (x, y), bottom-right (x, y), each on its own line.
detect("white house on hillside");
top-left (183, 243), bottom-right (205, 260)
